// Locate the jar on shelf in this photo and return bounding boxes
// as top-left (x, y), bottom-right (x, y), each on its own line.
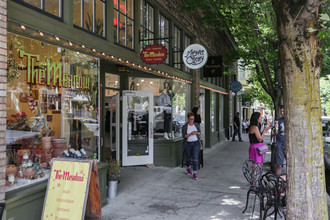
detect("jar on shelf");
top-left (18, 149), bottom-right (30, 164)
top-left (5, 164), bottom-right (17, 185)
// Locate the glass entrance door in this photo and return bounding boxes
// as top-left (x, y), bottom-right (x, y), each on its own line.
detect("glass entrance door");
top-left (105, 90), bottom-right (120, 161)
top-left (200, 89), bottom-right (205, 144)
top-left (122, 91), bottom-right (153, 166)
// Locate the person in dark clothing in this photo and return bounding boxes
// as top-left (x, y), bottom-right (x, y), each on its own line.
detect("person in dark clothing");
top-left (192, 107), bottom-right (201, 124)
top-left (275, 105), bottom-right (285, 175)
top-left (232, 112), bottom-right (243, 142)
top-left (182, 112), bottom-right (201, 180)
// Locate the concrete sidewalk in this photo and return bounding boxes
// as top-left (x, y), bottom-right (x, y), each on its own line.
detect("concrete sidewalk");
top-left (101, 133), bottom-right (279, 220)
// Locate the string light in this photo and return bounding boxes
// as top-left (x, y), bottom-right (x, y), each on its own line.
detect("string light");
top-left (19, 24), bottom-right (26, 30)
top-left (13, 22), bottom-right (194, 87)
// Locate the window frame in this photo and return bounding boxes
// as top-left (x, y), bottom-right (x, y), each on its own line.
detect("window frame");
top-left (184, 34), bottom-right (192, 73)
top-left (12, 0), bottom-right (64, 20)
top-left (114, 0), bottom-right (135, 49)
top-left (73, 0), bottom-right (106, 38)
top-left (173, 25), bottom-right (182, 69)
top-left (159, 14), bottom-right (170, 64)
top-left (140, 1), bottom-right (155, 49)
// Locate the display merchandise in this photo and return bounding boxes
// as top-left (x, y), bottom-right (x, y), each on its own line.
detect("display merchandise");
top-left (5, 33), bottom-right (100, 190)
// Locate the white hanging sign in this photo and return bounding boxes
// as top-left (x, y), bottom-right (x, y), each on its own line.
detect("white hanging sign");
top-left (182, 44), bottom-right (208, 69)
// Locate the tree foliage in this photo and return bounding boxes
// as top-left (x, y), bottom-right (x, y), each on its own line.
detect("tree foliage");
top-left (184, 0), bottom-right (283, 117)
top-left (320, 77), bottom-right (330, 115)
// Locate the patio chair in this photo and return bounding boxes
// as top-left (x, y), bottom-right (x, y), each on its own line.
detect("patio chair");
top-left (242, 159), bottom-right (264, 218)
top-left (259, 172), bottom-right (286, 220)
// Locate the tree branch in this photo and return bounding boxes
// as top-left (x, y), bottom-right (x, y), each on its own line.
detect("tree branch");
top-left (300, 0), bottom-right (327, 19)
top-left (255, 65), bottom-right (271, 95)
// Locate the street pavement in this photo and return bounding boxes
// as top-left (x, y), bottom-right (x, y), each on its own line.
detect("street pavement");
top-left (101, 133), bottom-right (282, 220)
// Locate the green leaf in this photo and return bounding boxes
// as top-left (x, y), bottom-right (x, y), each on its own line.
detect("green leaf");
top-left (308, 28), bottom-right (318, 32)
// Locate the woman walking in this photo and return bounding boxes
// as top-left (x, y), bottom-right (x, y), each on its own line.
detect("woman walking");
top-left (182, 112), bottom-right (201, 180)
top-left (248, 112), bottom-right (270, 164)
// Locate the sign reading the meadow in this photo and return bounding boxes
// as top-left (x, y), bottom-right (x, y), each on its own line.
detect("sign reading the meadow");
top-left (140, 44), bottom-right (167, 64)
top-left (42, 159), bottom-right (92, 220)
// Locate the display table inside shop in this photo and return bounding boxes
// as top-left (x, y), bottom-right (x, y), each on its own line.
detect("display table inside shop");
top-left (154, 137), bottom-right (183, 167)
top-left (5, 162), bottom-right (108, 220)
top-left (6, 130), bottom-right (40, 145)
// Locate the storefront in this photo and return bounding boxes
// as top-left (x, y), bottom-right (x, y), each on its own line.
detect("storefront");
top-left (121, 77), bottom-right (190, 167)
top-left (5, 33), bottom-right (108, 219)
top-left (4, 0), bottom-right (236, 218)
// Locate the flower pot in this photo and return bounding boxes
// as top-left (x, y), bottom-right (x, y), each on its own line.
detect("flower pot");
top-left (108, 180), bottom-right (118, 199)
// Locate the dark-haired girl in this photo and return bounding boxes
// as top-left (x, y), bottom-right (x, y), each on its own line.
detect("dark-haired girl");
top-left (248, 112), bottom-right (270, 164)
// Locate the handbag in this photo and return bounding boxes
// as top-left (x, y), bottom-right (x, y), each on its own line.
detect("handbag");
top-left (256, 144), bottom-right (268, 155)
top-left (199, 140), bottom-right (204, 150)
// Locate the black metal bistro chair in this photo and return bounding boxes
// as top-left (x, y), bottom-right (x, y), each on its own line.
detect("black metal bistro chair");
top-left (242, 159), bottom-right (264, 218)
top-left (259, 172), bottom-right (286, 219)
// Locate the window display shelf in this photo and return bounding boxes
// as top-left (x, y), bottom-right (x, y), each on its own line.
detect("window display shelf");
top-left (6, 130), bottom-right (40, 145)
top-left (5, 169), bottom-right (50, 192)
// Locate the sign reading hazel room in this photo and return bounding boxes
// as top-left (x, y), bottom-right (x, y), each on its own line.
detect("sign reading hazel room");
top-left (182, 44), bottom-right (208, 69)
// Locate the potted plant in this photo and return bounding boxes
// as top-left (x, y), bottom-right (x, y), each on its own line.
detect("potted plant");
top-left (107, 159), bottom-right (121, 199)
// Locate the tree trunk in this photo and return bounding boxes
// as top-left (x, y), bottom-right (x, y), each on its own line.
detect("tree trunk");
top-left (272, 0), bottom-right (328, 219)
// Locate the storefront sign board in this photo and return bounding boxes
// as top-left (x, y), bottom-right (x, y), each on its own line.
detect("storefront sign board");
top-left (230, 81), bottom-right (242, 92)
top-left (203, 56), bottom-right (222, 77)
top-left (140, 44), bottom-right (167, 64)
top-left (182, 44), bottom-right (208, 69)
top-left (42, 158), bottom-right (93, 220)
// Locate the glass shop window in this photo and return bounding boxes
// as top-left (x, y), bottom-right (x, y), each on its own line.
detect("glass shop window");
top-left (140, 1), bottom-right (154, 48)
top-left (73, 0), bottom-right (105, 37)
top-left (114, 0), bottom-right (134, 49)
top-left (159, 14), bottom-right (169, 64)
top-left (173, 26), bottom-right (181, 69)
top-left (184, 35), bottom-right (191, 73)
top-left (211, 92), bottom-right (216, 132)
top-left (129, 78), bottom-right (187, 140)
top-left (17, 0), bottom-right (63, 17)
top-left (6, 33), bottom-right (100, 190)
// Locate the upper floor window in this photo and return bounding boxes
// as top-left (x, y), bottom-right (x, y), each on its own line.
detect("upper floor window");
top-left (184, 35), bottom-right (191, 73)
top-left (114, 0), bottom-right (134, 49)
top-left (173, 26), bottom-right (181, 69)
top-left (140, 1), bottom-right (154, 49)
top-left (74, 0), bottom-right (105, 37)
top-left (159, 14), bottom-right (169, 64)
top-left (15, 0), bottom-right (63, 18)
